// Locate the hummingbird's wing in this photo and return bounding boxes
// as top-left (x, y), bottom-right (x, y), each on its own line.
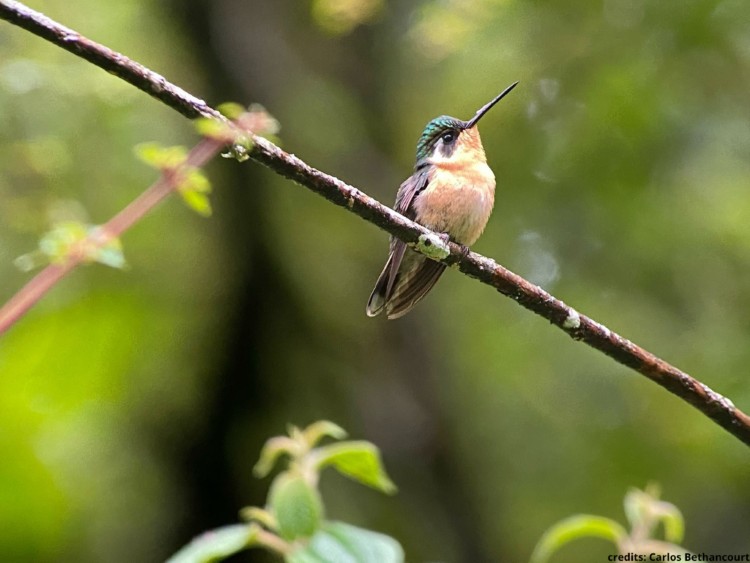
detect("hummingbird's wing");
top-left (367, 169), bottom-right (446, 318)
top-left (386, 170), bottom-right (429, 295)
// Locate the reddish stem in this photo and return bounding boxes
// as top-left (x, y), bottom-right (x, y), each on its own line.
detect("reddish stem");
top-left (0, 138), bottom-right (223, 336)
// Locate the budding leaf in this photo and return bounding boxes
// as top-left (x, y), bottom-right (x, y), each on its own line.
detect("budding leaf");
top-left (240, 507), bottom-right (278, 531)
top-left (88, 232), bottom-right (127, 269)
top-left (178, 168), bottom-right (213, 217)
top-left (33, 222), bottom-right (127, 269)
top-left (194, 117), bottom-right (235, 142)
top-left (218, 102), bottom-right (247, 120)
top-left (658, 505), bottom-right (685, 545)
top-left (179, 189), bottom-right (212, 217)
top-left (39, 221), bottom-right (87, 262)
top-left (302, 420), bottom-right (347, 448)
top-left (269, 473), bottom-right (323, 541)
top-left (134, 142), bottom-right (188, 169)
top-left (254, 436), bottom-right (299, 478)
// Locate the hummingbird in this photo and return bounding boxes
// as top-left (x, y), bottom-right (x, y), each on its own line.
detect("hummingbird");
top-left (366, 81), bottom-right (518, 319)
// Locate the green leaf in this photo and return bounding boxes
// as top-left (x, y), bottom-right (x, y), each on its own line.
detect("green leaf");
top-left (654, 501), bottom-right (685, 544)
top-left (623, 485), bottom-right (684, 543)
top-left (179, 188), bottom-right (212, 217)
top-left (134, 142), bottom-right (188, 169)
top-left (220, 144), bottom-right (251, 162)
top-left (88, 232), bottom-right (127, 269)
top-left (134, 142), bottom-right (165, 167)
top-left (313, 441), bottom-right (396, 494)
top-left (39, 221), bottom-right (88, 262)
top-left (194, 117), bottom-right (235, 141)
top-left (176, 168), bottom-right (213, 216)
top-left (287, 521), bottom-right (404, 563)
top-left (303, 420), bottom-right (348, 447)
top-left (166, 523), bottom-right (257, 563)
top-left (218, 102), bottom-right (247, 120)
top-left (269, 472), bottom-right (323, 540)
top-left (240, 506), bottom-right (278, 531)
top-left (254, 436), bottom-right (299, 478)
top-left (182, 168), bottom-right (211, 193)
top-left (30, 222), bottom-right (128, 269)
top-left (529, 515), bottom-right (628, 563)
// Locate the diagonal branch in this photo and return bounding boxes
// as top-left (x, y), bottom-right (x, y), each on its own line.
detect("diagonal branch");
top-left (0, 137), bottom-right (225, 334)
top-left (2, 0), bottom-right (749, 447)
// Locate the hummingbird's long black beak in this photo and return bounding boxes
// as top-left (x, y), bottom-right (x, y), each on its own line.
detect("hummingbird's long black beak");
top-left (465, 81), bottom-right (519, 129)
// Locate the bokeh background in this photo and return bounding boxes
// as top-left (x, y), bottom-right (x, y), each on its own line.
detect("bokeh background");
top-left (1, 0), bottom-right (749, 561)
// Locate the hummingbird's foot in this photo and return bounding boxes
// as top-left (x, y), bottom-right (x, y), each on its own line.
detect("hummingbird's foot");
top-left (437, 232), bottom-right (470, 259)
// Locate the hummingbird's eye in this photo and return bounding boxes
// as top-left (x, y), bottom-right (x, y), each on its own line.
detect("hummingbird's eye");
top-left (441, 131), bottom-right (456, 144)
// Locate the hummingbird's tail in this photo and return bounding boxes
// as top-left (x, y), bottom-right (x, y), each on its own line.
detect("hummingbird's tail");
top-left (366, 249), bottom-right (447, 319)
top-left (366, 255), bottom-right (392, 317)
top-left (384, 259), bottom-right (445, 319)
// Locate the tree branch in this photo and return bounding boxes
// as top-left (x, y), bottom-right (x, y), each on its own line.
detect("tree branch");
top-left (0, 137), bottom-right (225, 335)
top-left (2, 0), bottom-right (749, 447)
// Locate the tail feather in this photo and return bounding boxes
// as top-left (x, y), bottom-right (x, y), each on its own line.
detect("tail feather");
top-left (367, 247), bottom-right (447, 319)
top-left (385, 259), bottom-right (446, 319)
top-left (366, 255), bottom-right (392, 317)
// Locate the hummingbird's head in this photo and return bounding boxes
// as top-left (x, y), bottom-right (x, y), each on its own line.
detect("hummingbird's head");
top-left (414, 81), bottom-right (518, 169)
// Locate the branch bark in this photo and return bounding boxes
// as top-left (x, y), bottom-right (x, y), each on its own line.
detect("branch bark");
top-left (2, 0), bottom-right (749, 447)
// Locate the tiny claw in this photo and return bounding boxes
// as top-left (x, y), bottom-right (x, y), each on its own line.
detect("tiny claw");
top-left (439, 233), bottom-right (469, 258)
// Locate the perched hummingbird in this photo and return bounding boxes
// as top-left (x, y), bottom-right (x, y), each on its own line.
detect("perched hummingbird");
top-left (366, 81), bottom-right (518, 319)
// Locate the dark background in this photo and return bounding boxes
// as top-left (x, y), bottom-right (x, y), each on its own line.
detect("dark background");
top-left (1, 1), bottom-right (749, 561)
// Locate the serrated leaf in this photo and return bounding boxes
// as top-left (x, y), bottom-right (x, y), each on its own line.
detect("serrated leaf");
top-left (529, 515), bottom-right (628, 563)
top-left (287, 521), bottom-right (404, 563)
top-left (269, 473), bottom-right (323, 540)
top-left (166, 523), bottom-right (257, 563)
top-left (303, 421), bottom-right (347, 447)
top-left (312, 441), bottom-right (396, 494)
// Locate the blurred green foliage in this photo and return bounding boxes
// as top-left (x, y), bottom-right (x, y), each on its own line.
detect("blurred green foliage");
top-left (1, 0), bottom-right (749, 562)
top-left (169, 421), bottom-right (402, 563)
top-left (531, 485), bottom-right (687, 562)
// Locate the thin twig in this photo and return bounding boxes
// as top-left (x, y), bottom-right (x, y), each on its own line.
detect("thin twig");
top-left (0, 137), bottom-right (224, 335)
top-left (1, 0), bottom-right (749, 446)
